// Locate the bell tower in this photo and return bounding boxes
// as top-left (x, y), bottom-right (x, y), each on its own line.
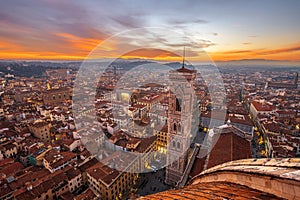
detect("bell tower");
top-left (165, 48), bottom-right (197, 186)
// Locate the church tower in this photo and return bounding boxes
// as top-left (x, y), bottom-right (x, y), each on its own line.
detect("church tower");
top-left (165, 48), bottom-right (197, 186)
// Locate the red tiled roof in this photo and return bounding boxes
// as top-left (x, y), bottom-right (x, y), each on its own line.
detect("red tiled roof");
top-left (263, 122), bottom-right (281, 133)
top-left (139, 181), bottom-right (281, 199)
top-left (0, 162), bottom-right (24, 177)
top-left (74, 188), bottom-right (97, 200)
top-left (207, 126), bottom-right (252, 170)
top-left (0, 158), bottom-right (14, 167)
top-left (251, 101), bottom-right (274, 112)
top-left (86, 161), bottom-right (120, 186)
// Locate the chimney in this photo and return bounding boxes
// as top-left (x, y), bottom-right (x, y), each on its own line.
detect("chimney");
top-left (25, 182), bottom-right (33, 191)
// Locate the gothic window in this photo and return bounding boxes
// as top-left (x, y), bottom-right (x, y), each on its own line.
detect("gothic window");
top-left (173, 123), bottom-right (177, 132)
top-left (173, 141), bottom-right (176, 148)
top-left (176, 98), bottom-right (181, 112)
top-left (177, 142), bottom-right (180, 149)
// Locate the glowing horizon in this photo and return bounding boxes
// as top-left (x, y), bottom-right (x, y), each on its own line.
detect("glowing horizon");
top-left (1, 1), bottom-right (300, 62)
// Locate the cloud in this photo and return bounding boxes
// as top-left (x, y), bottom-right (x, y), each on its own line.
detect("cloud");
top-left (155, 37), bottom-right (215, 49)
top-left (219, 44), bottom-right (300, 56)
top-left (119, 48), bottom-right (203, 61)
top-left (222, 50), bottom-right (254, 54)
top-left (109, 11), bottom-right (146, 29)
top-left (168, 19), bottom-right (209, 25)
top-left (1, 1), bottom-right (299, 61)
top-left (123, 48), bottom-right (179, 58)
top-left (259, 45), bottom-right (300, 55)
top-left (55, 32), bottom-right (103, 53)
top-left (211, 44), bottom-right (300, 61)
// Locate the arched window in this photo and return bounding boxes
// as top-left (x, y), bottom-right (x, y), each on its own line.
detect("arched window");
top-left (173, 141), bottom-right (176, 147)
top-left (177, 142), bottom-right (180, 149)
top-left (178, 123), bottom-right (181, 133)
top-left (176, 98), bottom-right (181, 112)
top-left (173, 123), bottom-right (177, 131)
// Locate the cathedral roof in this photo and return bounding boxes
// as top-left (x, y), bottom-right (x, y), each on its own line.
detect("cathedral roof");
top-left (139, 181), bottom-right (282, 199)
top-left (140, 158), bottom-right (300, 199)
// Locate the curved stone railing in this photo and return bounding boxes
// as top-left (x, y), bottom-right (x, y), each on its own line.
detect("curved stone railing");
top-left (189, 158), bottom-right (300, 199)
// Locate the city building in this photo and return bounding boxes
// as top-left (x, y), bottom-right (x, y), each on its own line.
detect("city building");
top-left (28, 121), bottom-right (51, 143)
top-left (249, 100), bottom-right (275, 118)
top-left (165, 60), bottom-right (198, 186)
top-left (14, 166), bottom-right (82, 200)
top-left (154, 125), bottom-right (168, 153)
top-left (205, 124), bottom-right (252, 169)
top-left (86, 151), bottom-right (139, 200)
top-left (43, 150), bottom-right (77, 173)
top-left (106, 130), bottom-right (156, 171)
top-left (42, 88), bottom-right (71, 105)
top-left (190, 123), bottom-right (252, 179)
top-left (267, 72), bottom-right (298, 89)
top-left (201, 112), bottom-right (254, 136)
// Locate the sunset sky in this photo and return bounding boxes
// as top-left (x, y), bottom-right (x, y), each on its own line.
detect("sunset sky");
top-left (1, 0), bottom-right (300, 62)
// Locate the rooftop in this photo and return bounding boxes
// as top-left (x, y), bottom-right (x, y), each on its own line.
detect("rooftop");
top-left (139, 181), bottom-right (282, 200)
top-left (86, 151), bottom-right (138, 187)
top-left (251, 100), bottom-right (275, 112)
top-left (142, 158), bottom-right (300, 199)
top-left (196, 158), bottom-right (300, 182)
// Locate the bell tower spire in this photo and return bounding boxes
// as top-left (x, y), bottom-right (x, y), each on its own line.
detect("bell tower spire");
top-left (182, 46), bottom-right (185, 68)
top-left (165, 46), bottom-right (198, 187)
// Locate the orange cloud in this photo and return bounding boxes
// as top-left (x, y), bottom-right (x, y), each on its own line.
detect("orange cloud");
top-left (56, 32), bottom-right (103, 52)
top-left (122, 49), bottom-right (180, 59)
top-left (0, 32), bottom-right (105, 60)
top-left (1, 33), bottom-right (300, 62)
top-left (259, 45), bottom-right (300, 55)
top-left (119, 48), bottom-right (213, 62)
top-left (0, 52), bottom-right (86, 60)
top-left (210, 44), bottom-right (300, 61)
